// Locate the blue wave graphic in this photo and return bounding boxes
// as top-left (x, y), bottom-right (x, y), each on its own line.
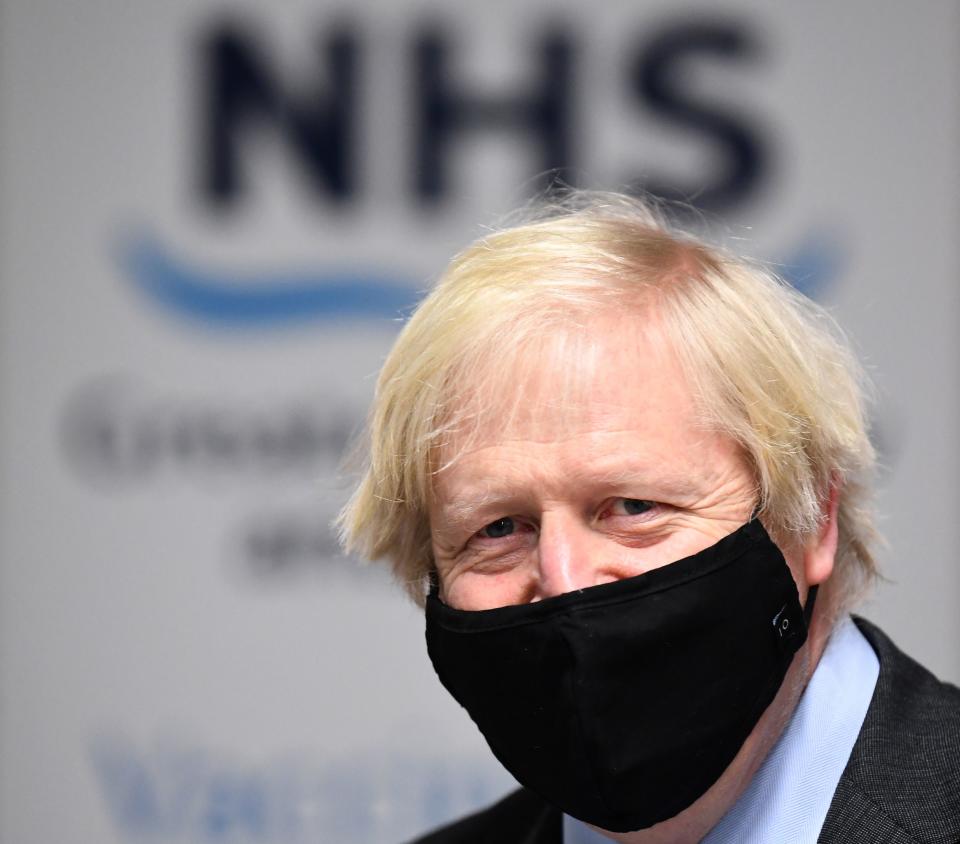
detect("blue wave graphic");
top-left (120, 234), bottom-right (424, 328)
top-left (778, 230), bottom-right (845, 300)
top-left (120, 227), bottom-right (843, 331)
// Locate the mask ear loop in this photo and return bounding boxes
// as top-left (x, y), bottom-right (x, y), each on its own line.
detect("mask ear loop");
top-left (751, 502), bottom-right (818, 626)
top-left (427, 569), bottom-right (441, 600)
top-left (803, 584), bottom-right (819, 626)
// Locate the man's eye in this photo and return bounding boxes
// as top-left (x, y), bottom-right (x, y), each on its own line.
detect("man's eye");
top-left (480, 517), bottom-right (515, 538)
top-left (614, 498), bottom-right (655, 516)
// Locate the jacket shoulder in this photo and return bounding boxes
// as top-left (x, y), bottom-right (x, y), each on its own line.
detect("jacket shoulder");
top-left (821, 618), bottom-right (960, 843)
top-left (406, 788), bottom-right (559, 844)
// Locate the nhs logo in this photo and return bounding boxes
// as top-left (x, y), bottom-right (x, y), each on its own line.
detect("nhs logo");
top-left (119, 13), bottom-right (841, 330)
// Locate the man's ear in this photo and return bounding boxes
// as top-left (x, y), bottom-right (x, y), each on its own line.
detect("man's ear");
top-left (803, 479), bottom-right (841, 587)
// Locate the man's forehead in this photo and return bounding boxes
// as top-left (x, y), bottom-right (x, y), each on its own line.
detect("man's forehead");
top-left (428, 398), bottom-right (752, 532)
top-left (438, 309), bottom-right (693, 450)
top-left (425, 319), bottom-right (724, 516)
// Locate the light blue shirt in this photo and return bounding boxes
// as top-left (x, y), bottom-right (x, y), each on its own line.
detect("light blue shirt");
top-left (563, 616), bottom-right (879, 843)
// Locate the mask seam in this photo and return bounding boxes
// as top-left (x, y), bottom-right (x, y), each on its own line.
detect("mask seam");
top-left (557, 612), bottom-right (621, 826)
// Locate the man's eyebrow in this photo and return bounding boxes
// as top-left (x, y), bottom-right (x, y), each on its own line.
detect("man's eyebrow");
top-left (589, 465), bottom-right (699, 495)
top-left (432, 467), bottom-right (703, 529)
top-left (432, 486), bottom-right (517, 533)
top-left (567, 457), bottom-right (709, 499)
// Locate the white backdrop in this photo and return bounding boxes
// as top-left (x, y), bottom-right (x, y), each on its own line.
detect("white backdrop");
top-left (2, 2), bottom-right (957, 843)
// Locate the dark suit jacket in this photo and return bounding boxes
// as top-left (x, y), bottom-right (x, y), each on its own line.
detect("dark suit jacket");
top-left (409, 618), bottom-right (960, 844)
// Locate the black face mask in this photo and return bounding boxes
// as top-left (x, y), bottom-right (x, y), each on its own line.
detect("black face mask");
top-left (425, 520), bottom-right (814, 833)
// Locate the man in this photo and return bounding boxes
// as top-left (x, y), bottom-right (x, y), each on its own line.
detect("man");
top-left (339, 193), bottom-right (960, 843)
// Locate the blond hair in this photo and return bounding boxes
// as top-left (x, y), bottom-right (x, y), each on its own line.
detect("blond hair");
top-left (339, 192), bottom-right (877, 607)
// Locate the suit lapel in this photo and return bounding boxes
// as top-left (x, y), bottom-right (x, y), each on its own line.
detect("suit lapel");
top-left (817, 782), bottom-right (918, 843)
top-left (817, 617), bottom-right (960, 844)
